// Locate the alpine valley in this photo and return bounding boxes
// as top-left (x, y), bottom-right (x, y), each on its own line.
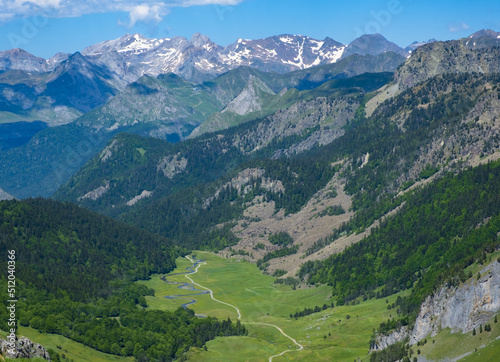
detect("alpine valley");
top-left (1, 28), bottom-right (500, 362)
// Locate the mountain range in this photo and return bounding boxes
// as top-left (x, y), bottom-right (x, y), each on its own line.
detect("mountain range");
top-left (0, 32), bottom-right (412, 126)
top-left (1, 32), bottom-right (411, 82)
top-left (49, 28), bottom-right (500, 360)
top-left (1, 30), bottom-right (500, 200)
top-left (0, 34), bottom-right (409, 199)
top-left (1, 27), bottom-right (500, 362)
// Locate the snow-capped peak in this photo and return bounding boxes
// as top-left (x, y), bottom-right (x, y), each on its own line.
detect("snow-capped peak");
top-left (63, 32), bottom-right (404, 84)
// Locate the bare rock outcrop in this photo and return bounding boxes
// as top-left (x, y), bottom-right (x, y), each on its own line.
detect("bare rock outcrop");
top-left (371, 327), bottom-right (409, 351)
top-left (372, 259), bottom-right (500, 351)
top-left (0, 336), bottom-right (51, 360)
top-left (126, 190), bottom-right (153, 206)
top-left (410, 260), bottom-right (500, 344)
top-left (157, 153), bottom-right (188, 179)
top-left (203, 168), bottom-right (284, 209)
top-left (78, 180), bottom-right (110, 201)
top-left (0, 187), bottom-right (14, 201)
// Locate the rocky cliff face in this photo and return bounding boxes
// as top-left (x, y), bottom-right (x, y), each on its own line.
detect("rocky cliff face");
top-left (222, 75), bottom-right (275, 116)
top-left (0, 336), bottom-right (50, 360)
top-left (394, 40), bottom-right (500, 90)
top-left (372, 259), bottom-right (500, 350)
top-left (203, 168), bottom-right (284, 209)
top-left (410, 260), bottom-right (500, 344)
top-left (157, 153), bottom-right (188, 179)
top-left (371, 326), bottom-right (409, 351)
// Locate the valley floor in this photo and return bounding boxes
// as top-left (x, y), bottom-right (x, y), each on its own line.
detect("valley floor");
top-left (3, 251), bottom-right (499, 361)
top-left (139, 251), bottom-right (405, 361)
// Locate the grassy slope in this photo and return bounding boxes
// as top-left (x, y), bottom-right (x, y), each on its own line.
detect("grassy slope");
top-left (417, 318), bottom-right (500, 362)
top-left (459, 336), bottom-right (500, 362)
top-left (140, 252), bottom-right (404, 361)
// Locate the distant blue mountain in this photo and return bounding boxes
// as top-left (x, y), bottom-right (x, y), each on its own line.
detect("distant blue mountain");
top-left (0, 121), bottom-right (48, 150)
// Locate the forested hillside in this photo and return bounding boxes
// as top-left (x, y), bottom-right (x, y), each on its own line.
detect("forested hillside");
top-left (55, 70), bottom-right (500, 256)
top-left (0, 52), bottom-right (401, 200)
top-left (54, 75), bottom-right (382, 249)
top-left (300, 160), bottom-right (500, 311)
top-left (0, 198), bottom-right (246, 360)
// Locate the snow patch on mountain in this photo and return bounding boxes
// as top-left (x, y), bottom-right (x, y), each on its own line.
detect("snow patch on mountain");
top-left (280, 36), bottom-right (295, 44)
top-left (2, 32), bottom-right (408, 83)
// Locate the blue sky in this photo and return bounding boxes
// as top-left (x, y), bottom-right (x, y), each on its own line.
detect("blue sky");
top-left (0, 0), bottom-right (499, 58)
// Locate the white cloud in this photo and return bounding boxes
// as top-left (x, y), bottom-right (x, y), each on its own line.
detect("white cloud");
top-left (0, 0), bottom-right (245, 26)
top-left (448, 21), bottom-right (470, 33)
top-left (127, 4), bottom-right (165, 27)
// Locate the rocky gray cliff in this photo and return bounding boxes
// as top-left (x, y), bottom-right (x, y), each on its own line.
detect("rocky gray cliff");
top-left (0, 336), bottom-right (51, 360)
top-left (410, 259), bottom-right (500, 344)
top-left (394, 40), bottom-right (500, 91)
top-left (372, 259), bottom-right (500, 350)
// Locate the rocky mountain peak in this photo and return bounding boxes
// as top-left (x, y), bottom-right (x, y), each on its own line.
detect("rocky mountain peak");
top-left (54, 51), bottom-right (95, 74)
top-left (191, 32), bottom-right (215, 48)
top-left (323, 36), bottom-right (345, 48)
top-left (342, 33), bottom-right (407, 58)
top-left (468, 29), bottom-right (500, 39)
top-left (404, 39), bottom-right (436, 53)
top-left (46, 52), bottom-right (70, 69)
top-left (0, 48), bottom-right (48, 72)
top-left (1, 32), bottom-right (411, 83)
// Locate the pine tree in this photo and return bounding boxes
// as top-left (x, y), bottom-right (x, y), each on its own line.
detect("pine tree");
top-left (472, 328), bottom-right (476, 335)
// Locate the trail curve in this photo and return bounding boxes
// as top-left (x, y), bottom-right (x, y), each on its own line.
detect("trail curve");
top-left (182, 256), bottom-right (303, 361)
top-left (184, 256), bottom-right (242, 320)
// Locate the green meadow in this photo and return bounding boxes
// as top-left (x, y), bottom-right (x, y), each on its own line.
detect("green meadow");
top-left (417, 314), bottom-right (500, 362)
top-left (141, 251), bottom-right (406, 361)
top-left (8, 251), bottom-right (495, 361)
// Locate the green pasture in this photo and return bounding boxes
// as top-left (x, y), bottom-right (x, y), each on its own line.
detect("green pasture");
top-left (144, 251), bottom-right (406, 361)
top-left (459, 335), bottom-right (500, 362)
top-left (418, 314), bottom-right (500, 362)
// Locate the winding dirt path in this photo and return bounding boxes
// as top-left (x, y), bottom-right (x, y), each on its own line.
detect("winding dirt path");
top-left (245, 321), bottom-right (304, 361)
top-left (182, 256), bottom-right (303, 361)
top-left (184, 256), bottom-right (242, 319)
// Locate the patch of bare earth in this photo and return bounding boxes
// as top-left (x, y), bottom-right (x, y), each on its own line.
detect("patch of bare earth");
top-left (218, 169), bottom-right (407, 280)
top-left (365, 83), bottom-right (399, 117)
top-left (220, 174), bottom-right (353, 276)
